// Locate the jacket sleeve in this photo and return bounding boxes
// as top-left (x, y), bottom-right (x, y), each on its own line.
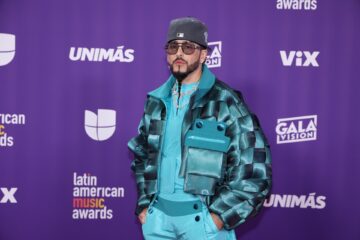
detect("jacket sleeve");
top-left (208, 92), bottom-right (272, 230)
top-left (127, 100), bottom-right (152, 215)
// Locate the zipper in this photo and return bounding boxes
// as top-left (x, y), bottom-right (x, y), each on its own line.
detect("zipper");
top-left (155, 98), bottom-right (168, 196)
top-left (179, 92), bottom-right (197, 177)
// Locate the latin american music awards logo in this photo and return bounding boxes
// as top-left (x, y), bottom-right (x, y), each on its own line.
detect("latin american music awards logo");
top-left (72, 172), bottom-right (125, 220)
top-left (0, 113), bottom-right (26, 147)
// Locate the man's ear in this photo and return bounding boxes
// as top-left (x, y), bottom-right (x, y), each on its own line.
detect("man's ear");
top-left (200, 49), bottom-right (208, 64)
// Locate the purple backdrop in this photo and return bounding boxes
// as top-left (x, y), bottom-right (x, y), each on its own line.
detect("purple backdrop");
top-left (1, 0), bottom-right (359, 239)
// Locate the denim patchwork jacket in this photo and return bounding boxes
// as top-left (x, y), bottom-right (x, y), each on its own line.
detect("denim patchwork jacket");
top-left (128, 65), bottom-right (272, 230)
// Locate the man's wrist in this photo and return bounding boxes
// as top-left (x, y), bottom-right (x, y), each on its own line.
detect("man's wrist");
top-left (210, 212), bottom-right (224, 230)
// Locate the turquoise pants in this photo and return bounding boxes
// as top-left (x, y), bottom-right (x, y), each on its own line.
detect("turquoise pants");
top-left (142, 197), bottom-right (237, 240)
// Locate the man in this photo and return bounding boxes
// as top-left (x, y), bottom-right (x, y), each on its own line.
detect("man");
top-left (128, 17), bottom-right (272, 240)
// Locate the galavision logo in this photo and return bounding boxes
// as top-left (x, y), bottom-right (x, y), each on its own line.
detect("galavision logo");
top-left (84, 109), bottom-right (116, 141)
top-left (0, 188), bottom-right (18, 204)
top-left (280, 50), bottom-right (319, 67)
top-left (206, 41), bottom-right (222, 68)
top-left (69, 45), bottom-right (134, 62)
top-left (276, 115), bottom-right (317, 144)
top-left (0, 33), bottom-right (16, 66)
top-left (276, 0), bottom-right (317, 10)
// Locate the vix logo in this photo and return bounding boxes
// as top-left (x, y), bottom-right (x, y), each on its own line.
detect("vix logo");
top-left (0, 188), bottom-right (17, 203)
top-left (206, 41), bottom-right (222, 68)
top-left (84, 109), bottom-right (116, 141)
top-left (280, 50), bottom-right (319, 67)
top-left (0, 33), bottom-right (16, 66)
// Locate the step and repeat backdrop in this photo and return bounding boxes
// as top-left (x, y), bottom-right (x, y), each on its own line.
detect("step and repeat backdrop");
top-left (1, 0), bottom-right (359, 239)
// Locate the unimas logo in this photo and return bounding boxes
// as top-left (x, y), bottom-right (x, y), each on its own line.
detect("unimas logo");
top-left (280, 50), bottom-right (319, 67)
top-left (276, 0), bottom-right (317, 10)
top-left (84, 109), bottom-right (116, 141)
top-left (206, 41), bottom-right (222, 68)
top-left (276, 115), bottom-right (317, 144)
top-left (69, 45), bottom-right (134, 62)
top-left (264, 193), bottom-right (326, 209)
top-left (0, 33), bottom-right (16, 66)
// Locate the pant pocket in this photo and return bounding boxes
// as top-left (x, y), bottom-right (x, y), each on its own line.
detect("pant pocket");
top-left (142, 206), bottom-right (157, 231)
top-left (203, 207), bottom-right (220, 235)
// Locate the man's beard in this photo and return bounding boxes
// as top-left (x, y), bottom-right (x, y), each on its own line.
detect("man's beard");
top-left (170, 57), bottom-right (201, 82)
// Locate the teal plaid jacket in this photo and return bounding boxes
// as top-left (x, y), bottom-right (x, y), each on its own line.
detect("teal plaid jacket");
top-left (128, 66), bottom-right (272, 230)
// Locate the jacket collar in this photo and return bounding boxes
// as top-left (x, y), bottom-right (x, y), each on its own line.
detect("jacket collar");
top-left (148, 65), bottom-right (216, 102)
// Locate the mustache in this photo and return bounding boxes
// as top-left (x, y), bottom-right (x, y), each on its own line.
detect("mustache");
top-left (172, 58), bottom-right (188, 64)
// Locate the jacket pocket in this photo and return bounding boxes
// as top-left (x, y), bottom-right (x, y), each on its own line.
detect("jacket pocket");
top-left (184, 119), bottom-right (230, 195)
top-left (185, 147), bottom-right (225, 195)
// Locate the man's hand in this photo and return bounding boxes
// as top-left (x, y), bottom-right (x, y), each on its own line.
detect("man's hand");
top-left (210, 212), bottom-right (224, 230)
top-left (138, 208), bottom-right (148, 224)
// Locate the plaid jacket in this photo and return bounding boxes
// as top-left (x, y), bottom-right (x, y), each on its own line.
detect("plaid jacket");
top-left (128, 66), bottom-right (272, 230)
